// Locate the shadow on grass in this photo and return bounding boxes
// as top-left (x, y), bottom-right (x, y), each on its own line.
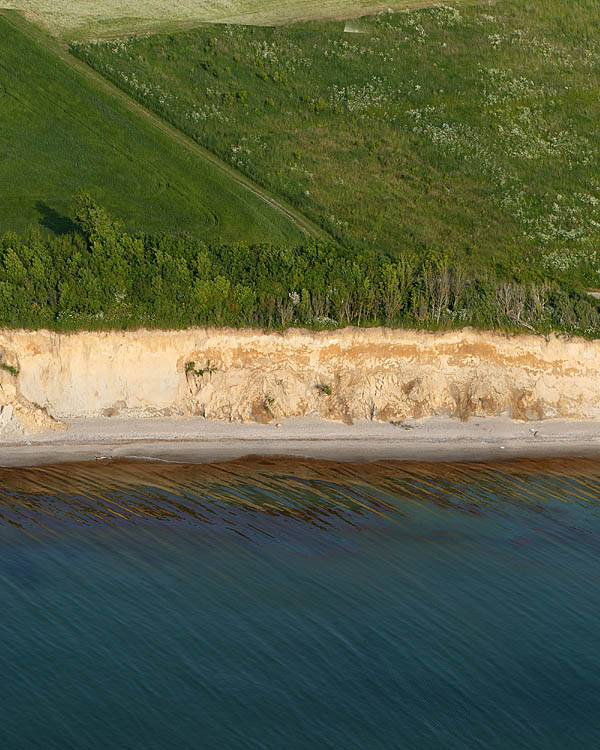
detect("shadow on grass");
top-left (35, 201), bottom-right (78, 235)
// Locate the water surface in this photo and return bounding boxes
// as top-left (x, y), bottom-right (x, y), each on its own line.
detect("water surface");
top-left (1, 457), bottom-right (600, 749)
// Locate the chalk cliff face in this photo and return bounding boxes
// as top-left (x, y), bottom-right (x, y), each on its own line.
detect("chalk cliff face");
top-left (0, 327), bottom-right (598, 431)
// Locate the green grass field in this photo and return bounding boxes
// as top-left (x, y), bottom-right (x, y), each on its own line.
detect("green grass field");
top-left (0, 11), bottom-right (306, 242)
top-left (73, 0), bottom-right (600, 278)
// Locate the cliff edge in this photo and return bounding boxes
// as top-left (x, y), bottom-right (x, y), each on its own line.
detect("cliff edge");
top-left (0, 327), bottom-right (598, 432)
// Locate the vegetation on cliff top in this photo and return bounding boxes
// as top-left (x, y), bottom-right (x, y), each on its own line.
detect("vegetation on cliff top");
top-left (0, 194), bottom-right (598, 336)
top-left (73, 0), bottom-right (600, 277)
top-left (2, 3), bottom-right (600, 337)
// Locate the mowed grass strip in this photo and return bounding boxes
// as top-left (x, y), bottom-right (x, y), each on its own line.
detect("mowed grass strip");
top-left (0, 12), bottom-right (304, 242)
top-left (74, 0), bottom-right (600, 279)
top-left (3, 1), bottom-right (470, 39)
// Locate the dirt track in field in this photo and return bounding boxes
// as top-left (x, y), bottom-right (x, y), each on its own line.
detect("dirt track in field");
top-left (1, 8), bottom-right (329, 240)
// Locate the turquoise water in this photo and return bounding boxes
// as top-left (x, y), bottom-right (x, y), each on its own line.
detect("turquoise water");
top-left (2, 458), bottom-right (600, 749)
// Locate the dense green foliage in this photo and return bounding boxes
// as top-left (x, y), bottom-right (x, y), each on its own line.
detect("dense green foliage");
top-left (4, 4), bottom-right (600, 337)
top-left (1, 195), bottom-right (598, 336)
top-left (74, 0), bottom-right (600, 284)
top-left (0, 13), bottom-right (302, 243)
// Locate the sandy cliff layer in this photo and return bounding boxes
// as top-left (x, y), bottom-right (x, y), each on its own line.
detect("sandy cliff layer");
top-left (0, 327), bottom-right (599, 433)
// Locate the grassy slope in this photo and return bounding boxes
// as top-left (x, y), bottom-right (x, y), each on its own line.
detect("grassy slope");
top-left (0, 12), bottom-right (306, 242)
top-left (74, 0), bottom-right (600, 278)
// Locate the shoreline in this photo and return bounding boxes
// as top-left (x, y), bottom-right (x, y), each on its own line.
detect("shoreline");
top-left (2, 416), bottom-right (600, 468)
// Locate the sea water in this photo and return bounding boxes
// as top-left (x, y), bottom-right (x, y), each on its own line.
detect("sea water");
top-left (1, 457), bottom-right (600, 749)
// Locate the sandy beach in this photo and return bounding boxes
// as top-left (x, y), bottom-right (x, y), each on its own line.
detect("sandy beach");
top-left (2, 416), bottom-right (600, 467)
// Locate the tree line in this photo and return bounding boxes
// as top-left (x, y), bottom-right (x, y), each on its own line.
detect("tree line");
top-left (0, 193), bottom-right (598, 336)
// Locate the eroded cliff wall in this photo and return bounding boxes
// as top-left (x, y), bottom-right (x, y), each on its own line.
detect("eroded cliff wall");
top-left (0, 327), bottom-right (598, 432)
